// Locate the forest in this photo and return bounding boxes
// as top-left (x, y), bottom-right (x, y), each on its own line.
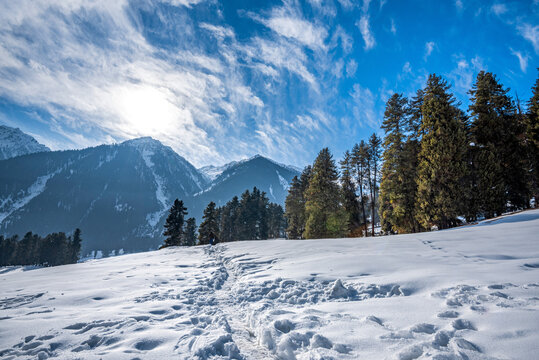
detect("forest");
top-left (285, 71), bottom-right (539, 238)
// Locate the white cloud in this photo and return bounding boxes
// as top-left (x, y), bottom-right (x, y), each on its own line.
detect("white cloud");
top-left (331, 25), bottom-right (354, 53)
top-left (390, 18), bottom-right (397, 35)
top-left (265, 16), bottom-right (328, 50)
top-left (518, 23), bottom-right (539, 54)
top-left (357, 15), bottom-right (376, 50)
top-left (510, 48), bottom-right (529, 73)
top-left (350, 84), bottom-right (378, 128)
top-left (490, 3), bottom-right (508, 16)
top-left (402, 61), bottom-right (412, 73)
top-left (455, 0), bottom-right (463, 11)
top-left (424, 41), bottom-right (435, 61)
top-left (346, 59), bottom-right (358, 77)
top-left (447, 55), bottom-right (485, 95)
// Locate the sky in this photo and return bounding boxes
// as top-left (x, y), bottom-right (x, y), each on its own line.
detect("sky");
top-left (0, 0), bottom-right (537, 168)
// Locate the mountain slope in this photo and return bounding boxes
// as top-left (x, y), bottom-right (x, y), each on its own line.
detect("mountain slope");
top-left (0, 138), bottom-right (208, 254)
top-left (187, 155), bottom-right (299, 219)
top-left (0, 125), bottom-right (50, 160)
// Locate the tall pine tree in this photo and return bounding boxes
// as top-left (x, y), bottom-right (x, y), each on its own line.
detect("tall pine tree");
top-left (368, 133), bottom-right (382, 236)
top-left (415, 74), bottom-right (468, 230)
top-left (340, 151), bottom-right (360, 236)
top-left (198, 201), bottom-right (220, 245)
top-left (304, 148), bottom-right (346, 238)
top-left (469, 71), bottom-right (528, 217)
top-left (183, 218), bottom-right (197, 246)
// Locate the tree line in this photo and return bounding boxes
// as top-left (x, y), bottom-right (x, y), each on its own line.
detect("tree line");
top-left (161, 187), bottom-right (286, 247)
top-left (0, 229), bottom-right (82, 266)
top-left (285, 70), bottom-right (539, 238)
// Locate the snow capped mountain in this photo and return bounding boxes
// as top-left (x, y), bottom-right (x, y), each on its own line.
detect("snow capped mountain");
top-left (188, 155), bottom-right (299, 221)
top-left (0, 137), bottom-right (209, 255)
top-left (198, 161), bottom-right (238, 182)
top-left (0, 125), bottom-right (50, 160)
top-left (0, 135), bottom-right (299, 255)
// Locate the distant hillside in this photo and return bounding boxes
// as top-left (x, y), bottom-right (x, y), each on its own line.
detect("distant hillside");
top-left (0, 137), bottom-right (208, 255)
top-left (0, 133), bottom-right (299, 255)
top-left (188, 155), bottom-right (298, 220)
top-left (0, 125), bottom-right (50, 160)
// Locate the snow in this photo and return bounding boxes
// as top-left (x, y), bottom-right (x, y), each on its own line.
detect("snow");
top-left (276, 170), bottom-right (290, 191)
top-left (0, 171), bottom-right (58, 224)
top-left (1, 210), bottom-right (538, 359)
top-left (0, 125), bottom-right (50, 160)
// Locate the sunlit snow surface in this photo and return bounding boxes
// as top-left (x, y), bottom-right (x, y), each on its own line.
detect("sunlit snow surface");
top-left (1, 210), bottom-right (539, 359)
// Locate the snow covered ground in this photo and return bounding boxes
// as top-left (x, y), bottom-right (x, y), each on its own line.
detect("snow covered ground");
top-left (1, 210), bottom-right (538, 360)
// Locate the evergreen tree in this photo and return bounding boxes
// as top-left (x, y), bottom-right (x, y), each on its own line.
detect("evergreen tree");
top-left (351, 141), bottom-right (370, 236)
top-left (379, 93), bottom-right (415, 234)
top-left (70, 228), bottom-right (82, 263)
top-left (526, 69), bottom-right (539, 205)
top-left (183, 218), bottom-right (197, 246)
top-left (267, 203), bottom-right (286, 238)
top-left (304, 148), bottom-right (347, 238)
top-left (162, 199), bottom-right (188, 247)
top-left (340, 150), bottom-right (360, 235)
top-left (219, 196), bottom-right (239, 242)
top-left (415, 74), bottom-right (468, 230)
top-left (198, 201), bottom-right (220, 245)
top-left (368, 133), bottom-right (382, 236)
top-left (469, 71), bottom-right (528, 217)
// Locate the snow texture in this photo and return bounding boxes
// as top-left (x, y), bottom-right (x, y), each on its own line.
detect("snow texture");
top-left (1, 210), bottom-right (538, 359)
top-left (0, 125), bottom-right (50, 160)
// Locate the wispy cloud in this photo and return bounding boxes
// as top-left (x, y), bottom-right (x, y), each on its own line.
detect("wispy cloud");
top-left (350, 83), bottom-right (378, 128)
top-left (390, 18), bottom-right (397, 35)
top-left (510, 48), bottom-right (529, 73)
top-left (490, 3), bottom-right (508, 16)
top-left (424, 41), bottom-right (435, 61)
top-left (346, 59), bottom-right (358, 77)
top-left (455, 0), bottom-right (464, 11)
top-left (518, 23), bottom-right (539, 54)
top-left (357, 15), bottom-right (375, 50)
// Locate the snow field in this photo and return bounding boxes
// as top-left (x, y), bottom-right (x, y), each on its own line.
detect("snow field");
top-left (1, 210), bottom-right (538, 359)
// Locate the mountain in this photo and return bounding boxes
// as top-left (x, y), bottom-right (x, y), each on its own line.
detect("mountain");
top-left (0, 137), bottom-right (208, 255)
top-left (0, 125), bottom-right (50, 160)
top-left (0, 135), bottom-right (299, 255)
top-left (187, 155), bottom-right (298, 217)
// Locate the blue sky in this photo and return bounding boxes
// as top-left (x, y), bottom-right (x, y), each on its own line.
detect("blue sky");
top-left (0, 0), bottom-right (537, 168)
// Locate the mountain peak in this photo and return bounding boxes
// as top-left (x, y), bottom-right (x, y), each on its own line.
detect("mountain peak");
top-left (0, 125), bottom-right (50, 160)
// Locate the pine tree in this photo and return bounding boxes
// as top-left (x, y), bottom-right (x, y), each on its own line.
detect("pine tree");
top-left (304, 148), bottom-right (347, 238)
top-left (351, 141), bottom-right (370, 236)
top-left (379, 93), bottom-right (413, 234)
top-left (368, 133), bottom-right (382, 236)
top-left (526, 69), bottom-right (539, 205)
top-left (267, 203), bottom-right (286, 238)
top-left (198, 201), bottom-right (220, 245)
top-left (162, 199), bottom-right (188, 247)
top-left (183, 218), bottom-right (197, 246)
top-left (415, 74), bottom-right (468, 230)
top-left (70, 228), bottom-right (82, 263)
top-left (340, 151), bottom-right (360, 235)
top-left (469, 71), bottom-right (528, 217)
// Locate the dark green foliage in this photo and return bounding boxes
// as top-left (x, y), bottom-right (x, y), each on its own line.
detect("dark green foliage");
top-left (351, 141), bottom-right (370, 236)
top-left (285, 166), bottom-right (311, 239)
top-left (304, 148), bottom-right (347, 239)
top-left (198, 201), bottom-right (220, 245)
top-left (0, 229), bottom-right (83, 267)
top-left (469, 71), bottom-right (529, 217)
top-left (267, 203), bottom-right (286, 239)
top-left (415, 74), bottom-right (468, 230)
top-left (340, 151), bottom-right (361, 236)
top-left (183, 218), bottom-right (197, 246)
top-left (379, 93), bottom-right (419, 234)
top-left (162, 199), bottom-right (188, 247)
top-left (368, 133), bottom-right (382, 236)
top-left (526, 69), bottom-right (539, 204)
